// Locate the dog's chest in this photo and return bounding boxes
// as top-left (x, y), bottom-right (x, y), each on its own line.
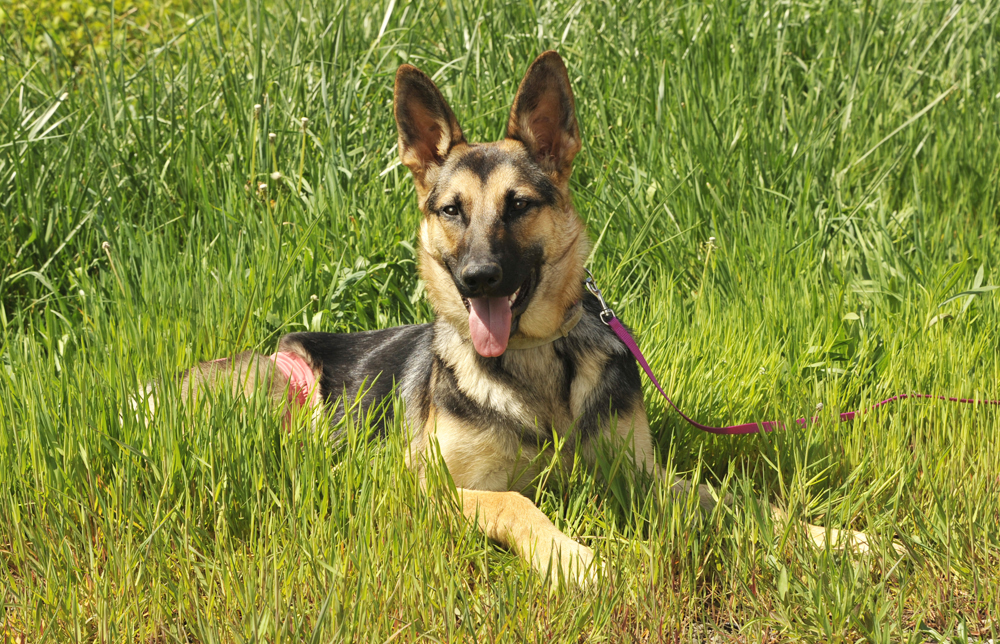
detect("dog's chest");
top-left (436, 338), bottom-right (607, 441)
top-left (493, 347), bottom-right (572, 432)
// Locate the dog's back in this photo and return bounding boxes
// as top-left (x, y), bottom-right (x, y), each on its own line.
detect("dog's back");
top-left (279, 325), bottom-right (434, 434)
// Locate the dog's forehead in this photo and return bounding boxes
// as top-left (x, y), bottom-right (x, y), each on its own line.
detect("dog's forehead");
top-left (433, 142), bottom-right (557, 205)
top-left (447, 141), bottom-right (524, 180)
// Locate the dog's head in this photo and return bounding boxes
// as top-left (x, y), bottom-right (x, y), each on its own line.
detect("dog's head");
top-left (394, 51), bottom-right (589, 358)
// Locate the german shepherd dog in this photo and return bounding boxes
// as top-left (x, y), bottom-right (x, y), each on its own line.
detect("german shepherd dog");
top-left (167, 51), bottom-right (885, 585)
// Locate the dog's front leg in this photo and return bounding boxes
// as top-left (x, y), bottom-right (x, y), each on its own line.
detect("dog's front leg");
top-left (601, 408), bottom-right (903, 558)
top-left (768, 505), bottom-right (905, 555)
top-left (457, 488), bottom-right (595, 587)
top-left (663, 467), bottom-right (899, 554)
top-left (424, 406), bottom-right (597, 586)
top-left (659, 462), bottom-right (900, 555)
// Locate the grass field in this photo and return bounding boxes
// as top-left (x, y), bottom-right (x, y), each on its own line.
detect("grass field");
top-left (2, 0), bottom-right (999, 640)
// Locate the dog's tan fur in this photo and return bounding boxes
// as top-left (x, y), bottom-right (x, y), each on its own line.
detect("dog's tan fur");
top-left (162, 51), bottom-right (893, 587)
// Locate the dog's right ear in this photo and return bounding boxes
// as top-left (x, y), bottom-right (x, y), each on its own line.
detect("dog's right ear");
top-left (394, 65), bottom-right (465, 194)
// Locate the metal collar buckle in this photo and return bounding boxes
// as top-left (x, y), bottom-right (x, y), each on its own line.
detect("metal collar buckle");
top-left (584, 268), bottom-right (616, 325)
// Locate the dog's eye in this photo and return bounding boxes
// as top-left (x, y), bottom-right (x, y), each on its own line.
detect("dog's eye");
top-left (511, 198), bottom-right (529, 212)
top-left (441, 205), bottom-right (459, 218)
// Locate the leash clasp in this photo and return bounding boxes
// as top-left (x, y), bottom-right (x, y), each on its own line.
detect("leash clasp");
top-left (584, 268), bottom-right (616, 325)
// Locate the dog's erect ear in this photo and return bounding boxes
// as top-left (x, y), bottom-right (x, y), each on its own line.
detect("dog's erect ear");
top-left (394, 65), bottom-right (465, 192)
top-left (506, 51), bottom-right (580, 181)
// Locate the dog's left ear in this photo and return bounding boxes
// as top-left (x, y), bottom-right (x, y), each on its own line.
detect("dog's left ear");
top-left (506, 51), bottom-right (581, 182)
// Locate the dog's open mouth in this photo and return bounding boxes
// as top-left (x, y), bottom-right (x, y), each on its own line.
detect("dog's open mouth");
top-left (461, 272), bottom-right (535, 358)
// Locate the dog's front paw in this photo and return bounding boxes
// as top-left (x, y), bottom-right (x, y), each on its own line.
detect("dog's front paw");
top-left (534, 535), bottom-right (599, 589)
top-left (804, 524), bottom-right (907, 557)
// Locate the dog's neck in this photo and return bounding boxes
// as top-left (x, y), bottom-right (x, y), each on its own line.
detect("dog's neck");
top-left (504, 300), bottom-right (583, 351)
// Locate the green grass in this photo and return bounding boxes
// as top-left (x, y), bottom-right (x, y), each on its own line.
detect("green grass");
top-left (2, 0), bottom-right (999, 640)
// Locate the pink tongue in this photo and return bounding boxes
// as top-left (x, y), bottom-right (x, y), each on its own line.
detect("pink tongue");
top-left (467, 296), bottom-right (512, 357)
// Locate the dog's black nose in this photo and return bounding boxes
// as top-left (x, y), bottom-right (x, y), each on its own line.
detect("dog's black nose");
top-left (461, 263), bottom-right (503, 292)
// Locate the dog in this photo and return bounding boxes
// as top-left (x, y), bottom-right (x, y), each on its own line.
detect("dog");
top-left (164, 51), bottom-right (889, 585)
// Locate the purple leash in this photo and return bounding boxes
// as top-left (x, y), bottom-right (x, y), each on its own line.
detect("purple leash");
top-left (584, 272), bottom-right (1000, 435)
